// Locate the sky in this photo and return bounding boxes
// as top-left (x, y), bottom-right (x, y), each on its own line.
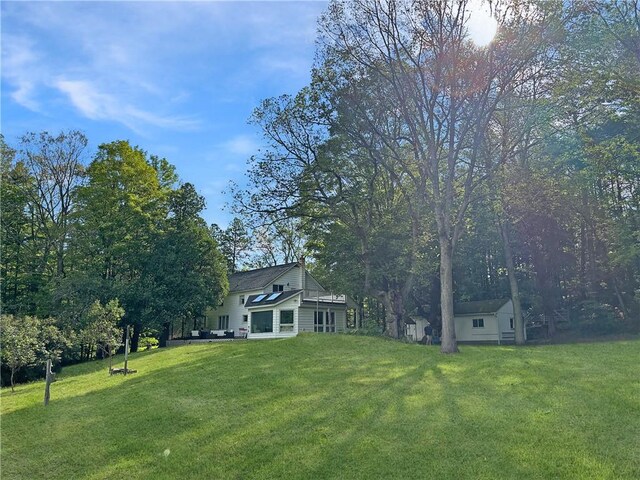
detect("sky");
top-left (2, 0), bottom-right (327, 227)
top-left (1, 0), bottom-right (497, 228)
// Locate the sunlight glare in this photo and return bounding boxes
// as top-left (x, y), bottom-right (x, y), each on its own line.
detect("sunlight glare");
top-left (466, 0), bottom-right (498, 47)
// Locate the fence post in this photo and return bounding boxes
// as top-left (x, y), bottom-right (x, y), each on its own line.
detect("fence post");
top-left (44, 359), bottom-right (53, 406)
top-left (124, 325), bottom-right (130, 375)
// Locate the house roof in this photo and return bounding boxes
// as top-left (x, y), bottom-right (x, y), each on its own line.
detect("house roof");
top-left (228, 263), bottom-right (298, 292)
top-left (454, 299), bottom-right (511, 315)
top-left (245, 289), bottom-right (302, 308)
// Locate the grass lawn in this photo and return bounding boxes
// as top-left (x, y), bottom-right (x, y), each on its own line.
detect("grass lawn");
top-left (1, 334), bottom-right (639, 479)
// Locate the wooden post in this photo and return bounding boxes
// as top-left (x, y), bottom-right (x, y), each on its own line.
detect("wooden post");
top-left (44, 359), bottom-right (53, 406)
top-left (124, 325), bottom-right (130, 376)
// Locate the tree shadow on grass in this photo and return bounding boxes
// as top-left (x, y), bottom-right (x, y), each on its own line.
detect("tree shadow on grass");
top-left (2, 337), bottom-right (638, 479)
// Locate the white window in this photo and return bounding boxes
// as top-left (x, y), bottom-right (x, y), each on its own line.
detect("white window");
top-left (273, 284), bottom-right (284, 292)
top-left (509, 318), bottom-right (514, 329)
top-left (243, 315), bottom-right (248, 323)
top-left (280, 310), bottom-right (294, 332)
top-left (472, 318), bottom-right (484, 328)
top-left (218, 315), bottom-right (229, 330)
top-left (327, 312), bottom-right (335, 332)
top-left (314, 311), bottom-right (324, 332)
top-left (239, 295), bottom-right (245, 305)
top-left (314, 311), bottom-right (335, 333)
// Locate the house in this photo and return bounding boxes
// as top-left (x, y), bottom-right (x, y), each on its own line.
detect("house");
top-left (204, 260), bottom-right (352, 339)
top-left (453, 299), bottom-right (523, 344)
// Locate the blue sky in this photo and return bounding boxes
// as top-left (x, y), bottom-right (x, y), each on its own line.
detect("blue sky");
top-left (1, 1), bottom-right (328, 228)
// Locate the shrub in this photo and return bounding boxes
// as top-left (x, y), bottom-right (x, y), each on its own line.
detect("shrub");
top-left (139, 336), bottom-right (159, 350)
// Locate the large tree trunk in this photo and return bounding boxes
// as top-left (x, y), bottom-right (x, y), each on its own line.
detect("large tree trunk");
top-left (130, 323), bottom-right (141, 353)
top-left (439, 238), bottom-right (458, 353)
top-left (379, 289), bottom-right (402, 339)
top-left (159, 321), bottom-right (171, 347)
top-left (498, 219), bottom-right (526, 345)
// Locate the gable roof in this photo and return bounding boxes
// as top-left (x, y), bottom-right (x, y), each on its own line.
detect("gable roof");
top-left (228, 263), bottom-right (298, 292)
top-left (454, 299), bottom-right (511, 315)
top-left (245, 289), bottom-right (302, 308)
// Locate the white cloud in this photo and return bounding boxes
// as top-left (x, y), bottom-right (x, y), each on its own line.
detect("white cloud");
top-left (1, 1), bottom-right (323, 134)
top-left (55, 79), bottom-right (200, 133)
top-left (221, 134), bottom-right (261, 157)
top-left (1, 35), bottom-right (42, 110)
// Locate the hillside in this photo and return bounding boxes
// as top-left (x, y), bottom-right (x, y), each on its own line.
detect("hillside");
top-left (1, 335), bottom-right (639, 479)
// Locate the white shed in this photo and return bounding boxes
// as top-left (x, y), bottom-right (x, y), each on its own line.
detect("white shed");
top-left (454, 299), bottom-right (523, 344)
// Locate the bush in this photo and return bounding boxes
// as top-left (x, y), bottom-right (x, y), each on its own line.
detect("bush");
top-left (139, 336), bottom-right (159, 350)
top-left (571, 301), bottom-right (623, 335)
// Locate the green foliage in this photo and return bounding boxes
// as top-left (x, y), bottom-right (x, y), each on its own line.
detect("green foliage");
top-left (138, 336), bottom-right (159, 350)
top-left (571, 300), bottom-right (626, 335)
top-left (83, 300), bottom-right (124, 367)
top-left (0, 314), bottom-right (66, 390)
top-left (211, 217), bottom-right (252, 273)
top-left (2, 134), bottom-right (229, 360)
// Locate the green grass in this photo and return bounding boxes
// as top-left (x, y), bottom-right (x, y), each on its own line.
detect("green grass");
top-left (1, 335), bottom-right (639, 479)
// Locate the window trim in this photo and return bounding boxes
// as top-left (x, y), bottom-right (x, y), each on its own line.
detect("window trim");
top-left (251, 310), bottom-right (273, 334)
top-left (280, 310), bottom-right (294, 333)
top-left (218, 315), bottom-right (229, 330)
top-left (314, 310), bottom-right (324, 332)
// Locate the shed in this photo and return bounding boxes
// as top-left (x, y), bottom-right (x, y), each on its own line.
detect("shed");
top-left (453, 299), bottom-right (522, 344)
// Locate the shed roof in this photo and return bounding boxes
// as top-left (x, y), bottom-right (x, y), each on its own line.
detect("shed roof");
top-left (228, 263), bottom-right (298, 292)
top-left (454, 299), bottom-right (511, 315)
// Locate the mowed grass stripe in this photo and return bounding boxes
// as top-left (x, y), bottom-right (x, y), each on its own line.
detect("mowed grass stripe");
top-left (1, 335), bottom-right (638, 479)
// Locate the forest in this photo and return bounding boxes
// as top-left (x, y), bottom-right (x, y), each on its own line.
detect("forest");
top-left (1, 0), bottom-right (638, 384)
top-left (230, 0), bottom-right (639, 350)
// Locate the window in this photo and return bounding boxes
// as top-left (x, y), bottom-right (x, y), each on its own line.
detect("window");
top-left (267, 292), bottom-right (282, 301)
top-left (472, 318), bottom-right (484, 328)
top-left (280, 310), bottom-right (294, 332)
top-left (314, 311), bottom-right (335, 333)
top-left (239, 295), bottom-right (245, 305)
top-left (218, 315), bottom-right (229, 330)
top-left (314, 311), bottom-right (324, 332)
top-left (509, 318), bottom-right (514, 329)
top-left (252, 294), bottom-right (267, 303)
top-left (273, 284), bottom-right (284, 292)
top-left (251, 311), bottom-right (273, 333)
top-left (327, 312), bottom-right (335, 333)
top-left (243, 315), bottom-right (248, 323)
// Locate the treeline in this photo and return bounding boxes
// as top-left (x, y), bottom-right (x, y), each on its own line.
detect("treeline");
top-left (1, 133), bottom-right (228, 385)
top-left (232, 0), bottom-right (639, 349)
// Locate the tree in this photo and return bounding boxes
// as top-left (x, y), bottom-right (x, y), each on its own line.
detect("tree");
top-left (242, 0), bottom-right (556, 353)
top-left (0, 314), bottom-right (65, 391)
top-left (71, 141), bottom-right (172, 351)
top-left (247, 218), bottom-right (306, 269)
top-left (0, 136), bottom-right (32, 314)
top-left (211, 217), bottom-right (252, 273)
top-left (17, 131), bottom-right (87, 278)
top-left (84, 300), bottom-right (124, 373)
top-left (0, 315), bottom-right (43, 391)
top-left (151, 183), bottom-right (228, 345)
top-left (235, 85), bottom-right (432, 338)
